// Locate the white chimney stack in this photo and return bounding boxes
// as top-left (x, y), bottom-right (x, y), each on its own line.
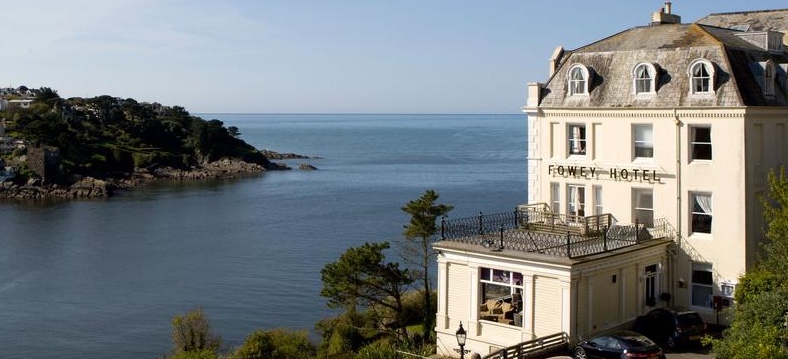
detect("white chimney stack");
top-left (651, 1), bottom-right (680, 25)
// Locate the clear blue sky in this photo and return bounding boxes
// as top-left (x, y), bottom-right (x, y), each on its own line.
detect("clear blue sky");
top-left (2, 1), bottom-right (786, 114)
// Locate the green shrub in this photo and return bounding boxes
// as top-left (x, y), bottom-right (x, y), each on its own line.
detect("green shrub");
top-left (230, 328), bottom-right (316, 359)
top-left (167, 349), bottom-right (220, 359)
top-left (170, 307), bottom-right (222, 354)
top-left (353, 341), bottom-right (398, 359)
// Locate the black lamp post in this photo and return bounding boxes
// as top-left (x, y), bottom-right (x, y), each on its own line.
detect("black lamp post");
top-left (455, 322), bottom-right (467, 359)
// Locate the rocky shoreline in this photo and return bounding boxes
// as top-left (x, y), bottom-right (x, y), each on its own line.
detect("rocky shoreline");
top-left (0, 152), bottom-right (315, 201)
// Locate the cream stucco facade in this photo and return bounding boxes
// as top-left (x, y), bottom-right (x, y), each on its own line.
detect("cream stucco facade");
top-left (434, 228), bottom-right (672, 357)
top-left (522, 106), bottom-right (788, 319)
top-left (434, 6), bottom-right (788, 358)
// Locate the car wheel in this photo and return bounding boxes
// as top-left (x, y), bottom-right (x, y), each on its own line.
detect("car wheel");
top-left (573, 347), bottom-right (587, 359)
top-left (667, 336), bottom-right (676, 349)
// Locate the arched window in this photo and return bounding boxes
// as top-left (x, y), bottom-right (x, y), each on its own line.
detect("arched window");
top-left (633, 63), bottom-right (657, 94)
top-left (688, 59), bottom-right (715, 94)
top-left (567, 64), bottom-right (589, 96)
top-left (764, 61), bottom-right (775, 97)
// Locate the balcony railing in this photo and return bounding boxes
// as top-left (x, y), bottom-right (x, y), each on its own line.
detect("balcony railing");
top-left (439, 205), bottom-right (674, 258)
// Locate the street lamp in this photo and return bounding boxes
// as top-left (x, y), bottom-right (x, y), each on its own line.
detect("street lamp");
top-left (455, 322), bottom-right (467, 359)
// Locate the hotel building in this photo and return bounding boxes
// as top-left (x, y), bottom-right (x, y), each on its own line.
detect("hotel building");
top-left (434, 5), bottom-right (788, 358)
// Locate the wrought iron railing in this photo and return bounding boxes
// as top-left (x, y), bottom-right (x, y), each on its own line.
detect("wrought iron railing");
top-left (482, 332), bottom-right (569, 359)
top-left (440, 208), bottom-right (675, 258)
top-left (517, 203), bottom-right (613, 235)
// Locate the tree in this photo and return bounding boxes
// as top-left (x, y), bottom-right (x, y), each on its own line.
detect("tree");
top-left (33, 87), bottom-right (61, 107)
top-left (320, 242), bottom-right (414, 340)
top-left (170, 307), bottom-right (222, 355)
top-left (761, 167), bottom-right (788, 277)
top-left (228, 126), bottom-right (241, 138)
top-left (400, 190), bottom-right (453, 342)
top-left (713, 168), bottom-right (788, 358)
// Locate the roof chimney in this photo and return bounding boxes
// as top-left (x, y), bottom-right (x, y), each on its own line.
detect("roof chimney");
top-left (651, 1), bottom-right (681, 25)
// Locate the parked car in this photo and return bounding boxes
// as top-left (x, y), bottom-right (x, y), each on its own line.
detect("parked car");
top-left (632, 308), bottom-right (706, 349)
top-left (573, 331), bottom-right (665, 359)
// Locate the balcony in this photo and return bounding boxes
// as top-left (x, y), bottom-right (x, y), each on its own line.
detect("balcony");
top-left (439, 203), bottom-right (674, 258)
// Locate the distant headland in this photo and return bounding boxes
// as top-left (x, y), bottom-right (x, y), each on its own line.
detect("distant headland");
top-left (0, 86), bottom-right (313, 200)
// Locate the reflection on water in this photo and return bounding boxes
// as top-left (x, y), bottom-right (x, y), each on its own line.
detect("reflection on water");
top-left (0, 114), bottom-right (526, 359)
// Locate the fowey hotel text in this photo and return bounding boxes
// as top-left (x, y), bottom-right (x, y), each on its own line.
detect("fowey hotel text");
top-left (547, 163), bottom-right (661, 182)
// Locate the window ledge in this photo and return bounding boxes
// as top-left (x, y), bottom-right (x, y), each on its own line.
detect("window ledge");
top-left (688, 232), bottom-right (713, 240)
top-left (689, 91), bottom-right (716, 97)
top-left (479, 318), bottom-right (523, 329)
top-left (689, 159), bottom-right (713, 165)
top-left (632, 157), bottom-right (655, 164)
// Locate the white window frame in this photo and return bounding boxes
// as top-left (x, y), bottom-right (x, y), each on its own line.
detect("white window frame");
top-left (690, 126), bottom-right (712, 161)
top-left (688, 59), bottom-right (715, 94)
top-left (568, 124), bottom-right (587, 156)
top-left (632, 188), bottom-right (654, 227)
top-left (479, 267), bottom-right (524, 327)
top-left (764, 61), bottom-right (775, 97)
top-left (721, 282), bottom-right (735, 298)
top-left (690, 192), bottom-right (712, 235)
top-left (567, 184), bottom-right (586, 219)
top-left (633, 124), bottom-right (654, 159)
top-left (567, 64), bottom-right (590, 96)
top-left (593, 185), bottom-right (603, 216)
top-left (633, 63), bottom-right (657, 94)
top-left (550, 182), bottom-right (561, 214)
top-left (691, 263), bottom-right (714, 308)
top-left (644, 264), bottom-right (661, 306)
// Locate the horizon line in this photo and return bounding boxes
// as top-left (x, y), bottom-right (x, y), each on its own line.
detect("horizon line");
top-left (194, 112), bottom-right (523, 116)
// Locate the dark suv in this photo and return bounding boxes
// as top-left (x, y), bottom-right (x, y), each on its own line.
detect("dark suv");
top-left (632, 308), bottom-right (706, 349)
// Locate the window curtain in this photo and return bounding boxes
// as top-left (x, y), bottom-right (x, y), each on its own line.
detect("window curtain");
top-left (568, 186), bottom-right (576, 211)
top-left (694, 194), bottom-right (712, 214)
top-left (635, 65), bottom-right (652, 93)
top-left (572, 126), bottom-right (580, 153)
top-left (635, 125), bottom-right (652, 143)
top-left (637, 190), bottom-right (653, 209)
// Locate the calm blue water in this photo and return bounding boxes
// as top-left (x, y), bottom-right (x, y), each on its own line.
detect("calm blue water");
top-left (0, 114), bottom-right (526, 359)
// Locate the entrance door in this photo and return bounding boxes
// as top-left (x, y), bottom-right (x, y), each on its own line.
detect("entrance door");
top-left (644, 264), bottom-right (660, 309)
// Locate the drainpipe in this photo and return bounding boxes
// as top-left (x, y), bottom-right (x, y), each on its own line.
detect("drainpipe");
top-left (673, 108), bottom-right (682, 308)
top-left (574, 273), bottom-right (581, 341)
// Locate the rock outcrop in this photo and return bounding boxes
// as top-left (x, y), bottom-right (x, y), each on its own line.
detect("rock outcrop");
top-left (0, 177), bottom-right (114, 200)
top-left (0, 151), bottom-right (313, 201)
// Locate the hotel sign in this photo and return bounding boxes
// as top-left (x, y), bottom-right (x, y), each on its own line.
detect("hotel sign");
top-left (547, 164), bottom-right (661, 182)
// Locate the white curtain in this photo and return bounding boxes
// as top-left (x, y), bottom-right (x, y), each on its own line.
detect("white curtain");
top-left (594, 186), bottom-right (603, 215)
top-left (568, 186), bottom-right (586, 218)
top-left (635, 125), bottom-right (653, 143)
top-left (695, 194), bottom-right (712, 214)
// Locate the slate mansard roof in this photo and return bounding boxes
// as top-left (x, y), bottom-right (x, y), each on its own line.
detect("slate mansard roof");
top-left (697, 8), bottom-right (788, 34)
top-left (538, 9), bottom-right (788, 108)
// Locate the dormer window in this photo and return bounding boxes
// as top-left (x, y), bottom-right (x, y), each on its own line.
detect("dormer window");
top-left (567, 64), bottom-right (589, 96)
top-left (689, 59), bottom-right (715, 94)
top-left (634, 63), bottom-right (657, 94)
top-left (764, 61), bottom-right (775, 97)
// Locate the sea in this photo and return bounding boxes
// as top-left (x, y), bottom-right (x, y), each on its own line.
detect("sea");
top-left (0, 113), bottom-right (527, 359)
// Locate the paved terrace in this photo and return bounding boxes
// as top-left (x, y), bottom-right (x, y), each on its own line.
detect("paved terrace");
top-left (438, 204), bottom-right (675, 259)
